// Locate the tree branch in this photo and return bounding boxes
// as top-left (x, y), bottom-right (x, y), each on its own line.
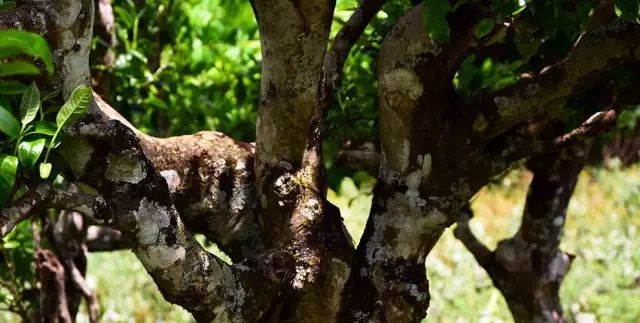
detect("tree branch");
top-left (452, 206), bottom-right (494, 269)
top-left (0, 185), bottom-right (108, 238)
top-left (471, 21), bottom-right (640, 139)
top-left (323, 0), bottom-right (385, 93)
top-left (85, 226), bottom-right (132, 252)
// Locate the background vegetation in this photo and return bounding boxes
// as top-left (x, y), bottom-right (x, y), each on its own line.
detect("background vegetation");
top-left (77, 164), bottom-right (640, 322)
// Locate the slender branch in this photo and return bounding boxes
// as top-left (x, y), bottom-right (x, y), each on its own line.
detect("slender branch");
top-left (64, 259), bottom-right (99, 323)
top-left (553, 109), bottom-right (618, 147)
top-left (336, 148), bottom-right (380, 174)
top-left (452, 206), bottom-right (494, 269)
top-left (85, 226), bottom-right (132, 251)
top-left (0, 185), bottom-right (107, 238)
top-left (323, 0), bottom-right (385, 94)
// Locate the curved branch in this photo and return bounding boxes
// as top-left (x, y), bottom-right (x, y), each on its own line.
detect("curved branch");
top-left (92, 95), bottom-right (264, 261)
top-left (452, 206), bottom-right (494, 269)
top-left (66, 108), bottom-right (294, 321)
top-left (471, 21), bottom-right (640, 139)
top-left (323, 0), bottom-right (385, 93)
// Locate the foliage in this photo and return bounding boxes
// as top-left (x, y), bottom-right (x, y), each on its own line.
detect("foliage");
top-left (0, 27), bottom-right (91, 317)
top-left (99, 0), bottom-right (261, 140)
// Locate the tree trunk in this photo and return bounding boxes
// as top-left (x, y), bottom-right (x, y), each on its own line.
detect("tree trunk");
top-left (455, 141), bottom-right (591, 323)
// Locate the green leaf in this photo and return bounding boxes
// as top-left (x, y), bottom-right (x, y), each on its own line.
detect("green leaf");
top-left (0, 103), bottom-right (20, 139)
top-left (0, 30), bottom-right (54, 75)
top-left (0, 154), bottom-right (18, 207)
top-left (0, 1), bottom-right (16, 11)
top-left (0, 61), bottom-right (41, 77)
top-left (474, 18), bottom-right (495, 39)
top-left (39, 162), bottom-right (52, 179)
top-left (20, 82), bottom-right (40, 126)
top-left (18, 138), bottom-right (45, 168)
top-left (423, 0), bottom-right (452, 43)
top-left (31, 121), bottom-right (56, 136)
top-left (55, 85), bottom-right (92, 129)
top-left (616, 0), bottom-right (639, 21)
top-left (0, 80), bottom-right (27, 94)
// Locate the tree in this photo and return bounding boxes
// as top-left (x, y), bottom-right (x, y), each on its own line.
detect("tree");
top-left (1, 0), bottom-right (639, 322)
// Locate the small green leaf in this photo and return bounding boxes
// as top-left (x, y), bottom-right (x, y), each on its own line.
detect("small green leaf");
top-left (31, 121), bottom-right (56, 136)
top-left (0, 80), bottom-right (27, 94)
top-left (0, 30), bottom-right (54, 75)
top-left (0, 61), bottom-right (41, 77)
top-left (0, 103), bottom-right (20, 139)
top-left (20, 82), bottom-right (40, 126)
top-left (0, 1), bottom-right (16, 11)
top-left (474, 18), bottom-right (495, 39)
top-left (423, 0), bottom-right (452, 43)
top-left (55, 85), bottom-right (92, 129)
top-left (39, 162), bottom-right (52, 179)
top-left (0, 154), bottom-right (18, 207)
top-left (18, 138), bottom-right (46, 168)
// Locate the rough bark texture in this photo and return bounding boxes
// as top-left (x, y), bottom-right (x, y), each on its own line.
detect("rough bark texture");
top-left (455, 141), bottom-right (591, 323)
top-left (2, 0), bottom-right (640, 322)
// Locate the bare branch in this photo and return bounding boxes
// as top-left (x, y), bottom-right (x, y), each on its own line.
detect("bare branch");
top-left (85, 226), bottom-right (132, 252)
top-left (336, 149), bottom-right (380, 174)
top-left (553, 109), bottom-right (618, 147)
top-left (0, 185), bottom-right (107, 238)
top-left (323, 0), bottom-right (385, 93)
top-left (452, 206), bottom-right (494, 269)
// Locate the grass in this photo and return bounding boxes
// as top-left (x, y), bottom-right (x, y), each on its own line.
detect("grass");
top-left (75, 165), bottom-right (640, 322)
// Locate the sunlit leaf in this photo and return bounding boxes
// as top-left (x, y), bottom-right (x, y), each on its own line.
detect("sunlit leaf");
top-left (39, 162), bottom-right (52, 179)
top-left (0, 103), bottom-right (20, 139)
top-left (20, 82), bottom-right (40, 126)
top-left (0, 154), bottom-right (18, 207)
top-left (30, 121), bottom-right (56, 136)
top-left (0, 61), bottom-right (41, 77)
top-left (55, 85), bottom-right (92, 129)
top-left (0, 30), bottom-right (54, 74)
top-left (18, 138), bottom-right (45, 168)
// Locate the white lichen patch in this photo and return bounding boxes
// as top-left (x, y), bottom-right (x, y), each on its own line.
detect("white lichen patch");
top-left (160, 170), bottom-right (181, 193)
top-left (206, 260), bottom-right (246, 322)
top-left (105, 150), bottom-right (147, 184)
top-left (366, 193), bottom-right (448, 262)
top-left (292, 249), bottom-right (318, 289)
top-left (133, 198), bottom-right (171, 246)
top-left (407, 283), bottom-right (428, 302)
top-left (137, 245), bottom-right (186, 270)
top-left (274, 173), bottom-right (296, 197)
top-left (553, 216), bottom-right (564, 226)
top-left (380, 68), bottom-right (424, 101)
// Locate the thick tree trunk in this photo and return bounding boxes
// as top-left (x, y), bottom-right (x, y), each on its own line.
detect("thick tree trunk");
top-left (455, 141), bottom-right (591, 323)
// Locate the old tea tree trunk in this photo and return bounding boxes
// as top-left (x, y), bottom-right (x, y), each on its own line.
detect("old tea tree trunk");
top-left (2, 0), bottom-right (640, 322)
